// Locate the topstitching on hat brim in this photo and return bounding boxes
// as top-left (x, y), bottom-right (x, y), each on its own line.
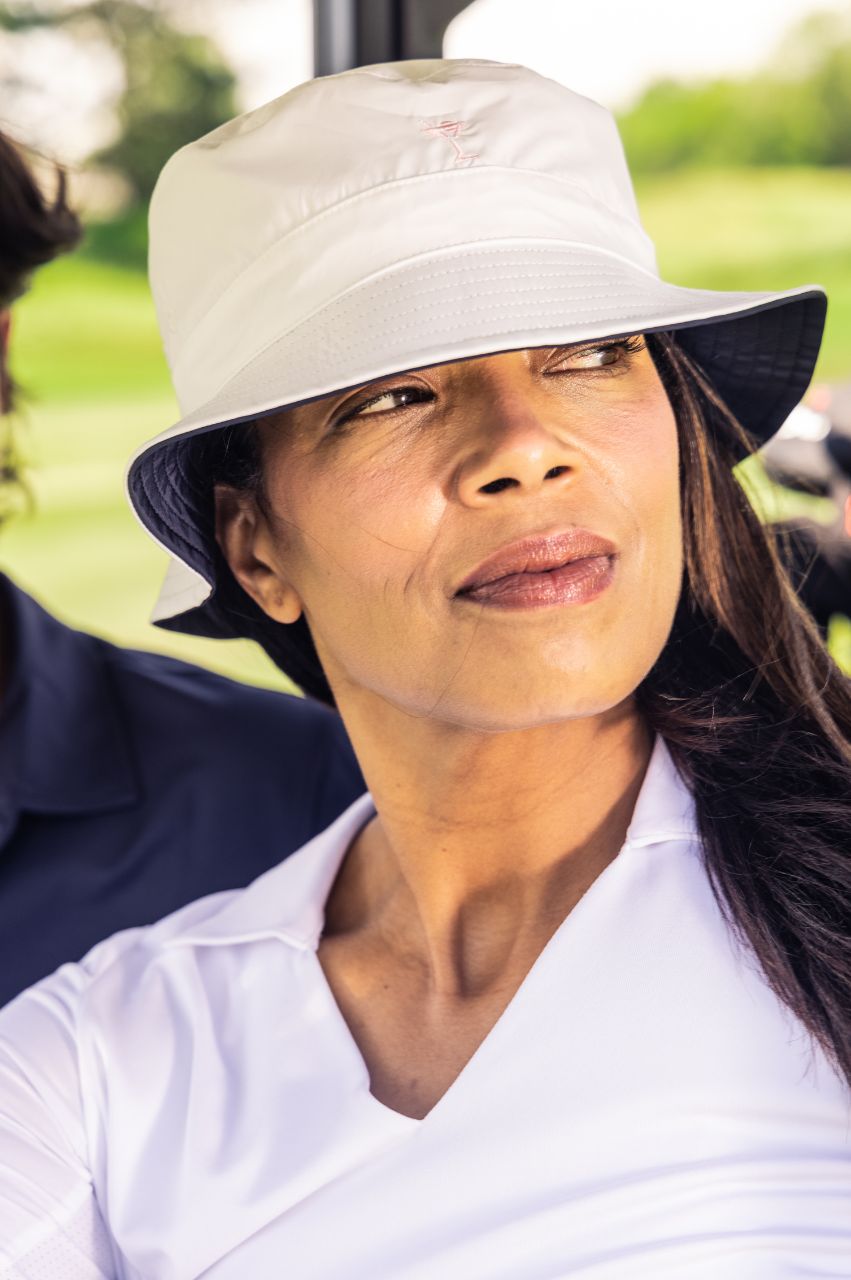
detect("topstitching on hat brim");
top-left (125, 242), bottom-right (826, 634)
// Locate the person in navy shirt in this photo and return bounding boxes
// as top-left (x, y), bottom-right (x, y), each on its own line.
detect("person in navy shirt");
top-left (0, 133), bottom-right (364, 1006)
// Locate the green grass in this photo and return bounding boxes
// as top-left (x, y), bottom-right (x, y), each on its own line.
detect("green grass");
top-left (5, 276), bottom-right (292, 690)
top-left (4, 166), bottom-right (851, 689)
top-left (635, 166), bottom-right (851, 381)
top-left (12, 257), bottom-right (171, 404)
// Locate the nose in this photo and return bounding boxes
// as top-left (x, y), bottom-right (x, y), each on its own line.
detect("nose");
top-left (455, 382), bottom-right (579, 507)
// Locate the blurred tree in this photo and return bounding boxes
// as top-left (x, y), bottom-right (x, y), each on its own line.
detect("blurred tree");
top-left (0, 1), bottom-right (237, 202)
top-left (619, 5), bottom-right (851, 173)
top-left (93, 1), bottom-right (237, 201)
top-left (771, 8), bottom-right (851, 78)
top-left (809, 40), bottom-right (851, 165)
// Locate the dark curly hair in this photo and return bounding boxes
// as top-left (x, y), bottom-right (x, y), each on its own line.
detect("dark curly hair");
top-left (193, 332), bottom-right (851, 1092)
top-left (0, 131), bottom-right (82, 520)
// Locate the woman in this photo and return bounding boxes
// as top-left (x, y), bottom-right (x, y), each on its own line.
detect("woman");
top-left (1, 58), bottom-right (849, 1278)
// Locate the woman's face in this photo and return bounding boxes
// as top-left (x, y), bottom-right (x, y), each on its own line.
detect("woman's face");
top-left (218, 336), bottom-right (683, 731)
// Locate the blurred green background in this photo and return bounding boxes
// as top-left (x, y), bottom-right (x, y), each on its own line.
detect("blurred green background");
top-left (2, 1), bottom-right (851, 689)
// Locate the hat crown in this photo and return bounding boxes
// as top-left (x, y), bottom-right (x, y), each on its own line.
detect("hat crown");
top-left (149, 59), bottom-right (653, 410)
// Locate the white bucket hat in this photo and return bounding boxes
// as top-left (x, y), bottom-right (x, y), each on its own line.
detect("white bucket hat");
top-left (127, 57), bottom-right (826, 637)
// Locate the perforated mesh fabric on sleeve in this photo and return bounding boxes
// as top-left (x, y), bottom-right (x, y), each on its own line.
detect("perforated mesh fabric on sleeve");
top-left (0, 963), bottom-right (118, 1278)
top-left (2, 1194), bottom-right (115, 1280)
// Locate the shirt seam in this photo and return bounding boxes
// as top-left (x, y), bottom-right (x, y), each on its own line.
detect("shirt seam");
top-left (0, 1141), bottom-right (94, 1269)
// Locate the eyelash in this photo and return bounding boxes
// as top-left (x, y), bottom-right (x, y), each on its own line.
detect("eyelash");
top-left (333, 336), bottom-right (646, 430)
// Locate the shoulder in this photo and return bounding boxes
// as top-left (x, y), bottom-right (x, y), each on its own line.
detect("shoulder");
top-left (0, 831), bottom-right (321, 1146)
top-left (99, 640), bottom-right (340, 740)
top-left (95, 640), bottom-right (363, 804)
top-left (15, 783), bottom-right (374, 1041)
top-left (0, 885), bottom-right (247, 1263)
top-left (0, 884), bottom-right (245, 1106)
top-left (0, 785), bottom-right (372, 1272)
top-left (1, 885), bottom-right (242, 1024)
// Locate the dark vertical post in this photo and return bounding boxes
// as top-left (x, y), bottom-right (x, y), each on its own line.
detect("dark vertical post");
top-left (313, 0), bottom-right (358, 77)
top-left (314, 0), bottom-right (471, 75)
top-left (355, 0), bottom-right (400, 64)
top-left (400, 0), bottom-right (470, 60)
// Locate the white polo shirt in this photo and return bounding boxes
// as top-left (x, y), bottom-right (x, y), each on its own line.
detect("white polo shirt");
top-left (1, 738), bottom-right (849, 1279)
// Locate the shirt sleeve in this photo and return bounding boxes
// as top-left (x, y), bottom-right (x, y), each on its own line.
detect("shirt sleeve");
top-left (0, 961), bottom-right (117, 1278)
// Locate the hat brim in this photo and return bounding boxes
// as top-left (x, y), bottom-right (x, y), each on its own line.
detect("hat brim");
top-left (126, 239), bottom-right (827, 632)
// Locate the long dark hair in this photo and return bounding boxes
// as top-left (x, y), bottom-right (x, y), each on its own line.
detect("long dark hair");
top-left (642, 334), bottom-right (851, 1089)
top-left (196, 332), bottom-right (851, 1089)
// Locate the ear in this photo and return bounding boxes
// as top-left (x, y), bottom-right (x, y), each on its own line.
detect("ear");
top-left (214, 483), bottom-right (303, 624)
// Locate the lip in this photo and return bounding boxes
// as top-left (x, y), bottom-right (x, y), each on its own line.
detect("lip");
top-left (454, 528), bottom-right (618, 597)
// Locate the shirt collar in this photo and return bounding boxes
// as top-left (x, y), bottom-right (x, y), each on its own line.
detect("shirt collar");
top-left (0, 576), bottom-right (140, 820)
top-left (164, 790), bottom-right (378, 951)
top-left (624, 734), bottom-right (699, 848)
top-left (167, 735), bottom-right (698, 953)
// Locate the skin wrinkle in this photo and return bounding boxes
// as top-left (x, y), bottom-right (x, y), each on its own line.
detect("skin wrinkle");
top-left (266, 510), bottom-right (350, 577)
top-left (215, 337), bottom-right (682, 1118)
top-left (417, 498), bottom-right (489, 721)
top-left (260, 392), bottom-right (503, 723)
top-left (422, 593), bottom-right (489, 722)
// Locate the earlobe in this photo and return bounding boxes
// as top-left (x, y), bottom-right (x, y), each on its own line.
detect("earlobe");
top-left (213, 483), bottom-right (303, 624)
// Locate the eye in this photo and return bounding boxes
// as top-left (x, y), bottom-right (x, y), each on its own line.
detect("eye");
top-left (335, 385), bottom-right (433, 428)
top-left (548, 336), bottom-right (645, 373)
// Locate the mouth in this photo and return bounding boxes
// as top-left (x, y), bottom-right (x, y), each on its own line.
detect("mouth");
top-left (454, 528), bottom-right (618, 609)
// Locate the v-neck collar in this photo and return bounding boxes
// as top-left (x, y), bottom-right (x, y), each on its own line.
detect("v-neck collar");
top-left (92, 739), bottom-right (711, 1277)
top-left (167, 736), bottom-right (697, 956)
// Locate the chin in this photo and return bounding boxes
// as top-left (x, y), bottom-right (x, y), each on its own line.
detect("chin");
top-left (410, 679), bottom-right (641, 734)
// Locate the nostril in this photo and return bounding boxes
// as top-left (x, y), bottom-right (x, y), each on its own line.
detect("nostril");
top-left (546, 466), bottom-right (570, 479)
top-left (480, 477), bottom-right (518, 495)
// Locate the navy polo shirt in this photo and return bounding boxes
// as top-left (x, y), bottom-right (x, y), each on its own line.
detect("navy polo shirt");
top-left (0, 575), bottom-right (365, 1007)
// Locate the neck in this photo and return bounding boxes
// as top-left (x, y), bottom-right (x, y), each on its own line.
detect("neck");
top-left (323, 694), bottom-right (652, 998)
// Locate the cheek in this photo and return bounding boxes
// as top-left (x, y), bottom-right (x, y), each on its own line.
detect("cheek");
top-left (633, 418), bottom-right (681, 537)
top-left (272, 453), bottom-right (446, 603)
top-left (594, 382), bottom-right (680, 515)
top-left (598, 395), bottom-right (682, 609)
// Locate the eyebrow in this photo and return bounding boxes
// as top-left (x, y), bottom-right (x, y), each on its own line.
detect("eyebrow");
top-left (306, 334), bottom-right (648, 422)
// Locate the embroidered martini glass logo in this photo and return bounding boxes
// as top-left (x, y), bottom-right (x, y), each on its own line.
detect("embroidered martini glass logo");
top-left (418, 118), bottom-right (479, 167)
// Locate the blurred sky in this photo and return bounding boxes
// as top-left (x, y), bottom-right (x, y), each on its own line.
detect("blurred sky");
top-left (2, 0), bottom-right (850, 163)
top-left (446, 0), bottom-right (851, 105)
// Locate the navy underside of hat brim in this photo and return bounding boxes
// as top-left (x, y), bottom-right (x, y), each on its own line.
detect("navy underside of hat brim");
top-left (127, 288), bottom-right (827, 639)
top-left (673, 290), bottom-right (826, 447)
